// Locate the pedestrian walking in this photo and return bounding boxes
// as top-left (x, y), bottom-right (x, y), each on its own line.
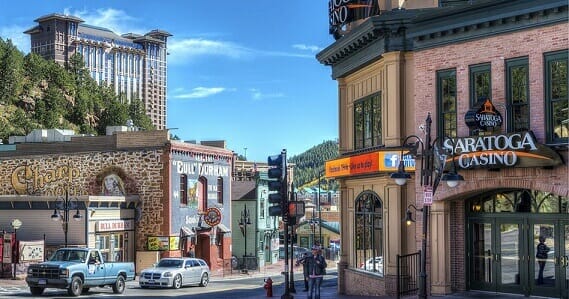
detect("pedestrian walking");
top-left (306, 245), bottom-right (327, 299)
top-left (536, 235), bottom-right (550, 285)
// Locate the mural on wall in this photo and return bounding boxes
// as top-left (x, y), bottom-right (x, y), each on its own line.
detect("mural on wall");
top-left (188, 178), bottom-right (198, 209)
top-left (102, 173), bottom-right (125, 196)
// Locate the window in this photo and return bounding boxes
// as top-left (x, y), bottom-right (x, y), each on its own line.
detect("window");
top-left (354, 92), bottom-right (381, 150)
top-left (469, 63), bottom-right (491, 107)
top-left (179, 174), bottom-right (188, 206)
top-left (354, 191), bottom-right (383, 276)
top-left (437, 69), bottom-right (457, 138)
top-left (217, 177), bottom-right (223, 205)
top-left (199, 177), bottom-right (208, 211)
top-left (544, 50), bottom-right (568, 143)
top-left (260, 200), bottom-right (265, 219)
top-left (506, 57), bottom-right (530, 132)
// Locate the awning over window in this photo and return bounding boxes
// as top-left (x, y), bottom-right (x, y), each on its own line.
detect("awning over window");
top-left (180, 226), bottom-right (196, 237)
top-left (217, 223), bottom-right (231, 233)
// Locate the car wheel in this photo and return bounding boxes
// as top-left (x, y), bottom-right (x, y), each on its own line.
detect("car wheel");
top-left (29, 287), bottom-right (45, 295)
top-left (67, 276), bottom-right (83, 296)
top-left (112, 275), bottom-right (126, 294)
top-left (199, 273), bottom-right (209, 287)
top-left (172, 274), bottom-right (182, 289)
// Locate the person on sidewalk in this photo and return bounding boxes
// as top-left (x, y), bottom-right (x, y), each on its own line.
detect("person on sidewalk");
top-left (306, 245), bottom-right (327, 299)
top-left (295, 252), bottom-right (310, 291)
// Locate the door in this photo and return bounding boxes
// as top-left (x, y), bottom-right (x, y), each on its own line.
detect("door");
top-left (469, 218), bottom-right (569, 298)
top-left (468, 220), bottom-right (494, 291)
top-left (495, 220), bottom-right (524, 295)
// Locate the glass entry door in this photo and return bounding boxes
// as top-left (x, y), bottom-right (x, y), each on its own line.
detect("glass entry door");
top-left (468, 218), bottom-right (568, 298)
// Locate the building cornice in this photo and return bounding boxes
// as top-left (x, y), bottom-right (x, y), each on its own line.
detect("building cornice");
top-left (317, 0), bottom-right (568, 79)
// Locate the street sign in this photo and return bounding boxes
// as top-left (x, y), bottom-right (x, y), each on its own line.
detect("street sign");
top-left (423, 186), bottom-right (433, 206)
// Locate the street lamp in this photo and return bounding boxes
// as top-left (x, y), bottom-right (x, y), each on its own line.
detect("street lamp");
top-left (11, 219), bottom-right (22, 280)
top-left (317, 171), bottom-right (325, 245)
top-left (51, 187), bottom-right (82, 248)
top-left (238, 205), bottom-right (252, 258)
top-left (390, 113), bottom-right (463, 299)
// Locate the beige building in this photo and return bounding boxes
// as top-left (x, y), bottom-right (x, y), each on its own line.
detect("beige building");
top-left (318, 0), bottom-right (568, 298)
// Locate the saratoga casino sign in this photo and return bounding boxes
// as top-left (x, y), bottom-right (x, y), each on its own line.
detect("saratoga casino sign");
top-left (443, 131), bottom-right (563, 169)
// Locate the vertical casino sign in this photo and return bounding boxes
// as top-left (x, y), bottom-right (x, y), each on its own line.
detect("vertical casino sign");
top-left (329, 0), bottom-right (381, 40)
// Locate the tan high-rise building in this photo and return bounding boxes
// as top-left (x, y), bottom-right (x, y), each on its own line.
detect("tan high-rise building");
top-left (24, 13), bottom-right (171, 130)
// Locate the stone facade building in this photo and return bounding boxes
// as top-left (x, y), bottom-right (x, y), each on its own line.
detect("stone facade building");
top-left (318, 0), bottom-right (567, 298)
top-left (0, 128), bottom-right (233, 275)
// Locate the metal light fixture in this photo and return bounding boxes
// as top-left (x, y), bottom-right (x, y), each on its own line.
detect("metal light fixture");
top-left (390, 113), bottom-right (464, 299)
top-left (51, 185), bottom-right (82, 248)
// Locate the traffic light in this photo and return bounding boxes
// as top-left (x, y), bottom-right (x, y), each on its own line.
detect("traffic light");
top-left (267, 150), bottom-right (287, 217)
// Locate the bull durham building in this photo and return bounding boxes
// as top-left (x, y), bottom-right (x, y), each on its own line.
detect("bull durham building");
top-left (319, 0), bottom-right (568, 298)
top-left (24, 13), bottom-right (171, 130)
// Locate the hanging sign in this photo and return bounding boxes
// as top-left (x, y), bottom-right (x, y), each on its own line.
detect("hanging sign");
top-left (423, 186), bottom-right (433, 206)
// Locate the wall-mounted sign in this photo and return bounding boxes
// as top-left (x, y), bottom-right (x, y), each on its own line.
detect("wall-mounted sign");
top-left (11, 164), bottom-right (81, 195)
top-left (465, 98), bottom-right (503, 132)
top-left (203, 207), bottom-right (222, 227)
top-left (325, 150), bottom-right (415, 178)
top-left (147, 236), bottom-right (170, 251)
top-left (443, 131), bottom-right (563, 169)
top-left (329, 0), bottom-right (380, 39)
top-left (97, 220), bottom-right (134, 232)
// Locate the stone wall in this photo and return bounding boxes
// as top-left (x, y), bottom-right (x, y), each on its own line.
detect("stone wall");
top-left (0, 148), bottom-right (166, 252)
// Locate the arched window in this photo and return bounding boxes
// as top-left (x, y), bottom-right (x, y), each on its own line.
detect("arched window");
top-left (354, 191), bottom-right (383, 276)
top-left (199, 177), bottom-right (208, 211)
top-left (217, 177), bottom-right (223, 205)
top-left (469, 189), bottom-right (568, 214)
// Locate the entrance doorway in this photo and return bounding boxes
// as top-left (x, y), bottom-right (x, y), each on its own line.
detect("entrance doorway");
top-left (466, 189), bottom-right (568, 298)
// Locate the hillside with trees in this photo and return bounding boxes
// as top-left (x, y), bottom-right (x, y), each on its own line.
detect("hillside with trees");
top-left (289, 140), bottom-right (339, 190)
top-left (0, 38), bottom-right (154, 142)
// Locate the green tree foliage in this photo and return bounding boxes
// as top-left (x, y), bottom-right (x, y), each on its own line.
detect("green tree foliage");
top-left (289, 140), bottom-right (339, 190)
top-left (0, 38), bottom-right (156, 142)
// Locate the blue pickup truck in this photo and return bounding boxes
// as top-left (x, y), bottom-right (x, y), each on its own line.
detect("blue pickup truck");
top-left (26, 248), bottom-right (136, 296)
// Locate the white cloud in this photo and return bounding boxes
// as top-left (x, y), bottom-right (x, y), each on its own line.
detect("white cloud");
top-left (1, 25), bottom-right (30, 53)
top-left (249, 88), bottom-right (284, 101)
top-left (168, 38), bottom-right (252, 64)
top-left (292, 44), bottom-right (323, 53)
top-left (63, 8), bottom-right (144, 35)
top-left (172, 87), bottom-right (226, 99)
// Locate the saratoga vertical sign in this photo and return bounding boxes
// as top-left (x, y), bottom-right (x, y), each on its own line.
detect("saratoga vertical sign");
top-left (329, 0), bottom-right (380, 39)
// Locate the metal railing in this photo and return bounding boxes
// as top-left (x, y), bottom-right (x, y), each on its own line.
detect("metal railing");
top-left (397, 251), bottom-right (420, 298)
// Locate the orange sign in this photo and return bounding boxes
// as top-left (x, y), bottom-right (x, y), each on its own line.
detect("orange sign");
top-left (325, 150), bottom-right (416, 178)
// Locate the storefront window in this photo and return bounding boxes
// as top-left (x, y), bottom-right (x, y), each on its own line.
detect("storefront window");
top-left (354, 191), bottom-right (383, 276)
top-left (437, 69), bottom-right (457, 138)
top-left (354, 92), bottom-right (381, 150)
top-left (544, 50), bottom-right (568, 144)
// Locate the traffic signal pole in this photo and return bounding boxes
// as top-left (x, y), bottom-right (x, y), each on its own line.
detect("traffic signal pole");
top-left (267, 150), bottom-right (293, 299)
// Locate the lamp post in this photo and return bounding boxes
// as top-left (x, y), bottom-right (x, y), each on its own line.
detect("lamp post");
top-left (51, 187), bottom-right (82, 248)
top-left (390, 113), bottom-right (463, 299)
top-left (11, 219), bottom-right (22, 280)
top-left (317, 171), bottom-right (324, 245)
top-left (238, 205), bottom-right (252, 260)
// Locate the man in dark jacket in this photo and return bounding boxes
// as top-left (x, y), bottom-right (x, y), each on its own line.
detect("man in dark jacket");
top-left (306, 245), bottom-right (327, 299)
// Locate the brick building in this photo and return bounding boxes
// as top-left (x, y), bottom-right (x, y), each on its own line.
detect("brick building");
top-left (0, 128), bottom-right (233, 275)
top-left (318, 0), bottom-right (567, 297)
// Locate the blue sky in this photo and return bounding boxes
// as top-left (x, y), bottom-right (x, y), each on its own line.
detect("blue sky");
top-left (0, 0), bottom-right (338, 162)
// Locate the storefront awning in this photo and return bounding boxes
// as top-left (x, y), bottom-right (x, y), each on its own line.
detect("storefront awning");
top-left (217, 223), bottom-right (231, 233)
top-left (180, 226), bottom-right (196, 237)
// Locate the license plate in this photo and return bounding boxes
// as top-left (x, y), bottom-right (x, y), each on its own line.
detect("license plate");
top-left (148, 280), bottom-right (155, 284)
top-left (38, 279), bottom-right (46, 285)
